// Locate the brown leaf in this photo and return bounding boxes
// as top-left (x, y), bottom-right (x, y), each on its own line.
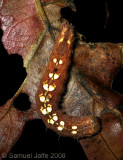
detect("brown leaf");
top-left (0, 100), bottom-right (25, 158)
top-left (80, 112), bottom-right (123, 160)
top-left (74, 43), bottom-right (121, 88)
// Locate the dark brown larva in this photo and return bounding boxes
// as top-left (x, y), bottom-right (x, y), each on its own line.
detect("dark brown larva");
top-left (36, 23), bottom-right (100, 138)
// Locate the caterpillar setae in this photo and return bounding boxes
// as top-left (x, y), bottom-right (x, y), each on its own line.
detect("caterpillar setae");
top-left (36, 23), bottom-right (100, 138)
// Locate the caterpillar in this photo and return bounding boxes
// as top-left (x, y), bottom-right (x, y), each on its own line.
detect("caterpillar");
top-left (36, 23), bottom-right (100, 138)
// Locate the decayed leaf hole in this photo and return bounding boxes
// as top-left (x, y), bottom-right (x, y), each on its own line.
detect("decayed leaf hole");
top-left (13, 93), bottom-right (31, 111)
top-left (0, 29), bottom-right (27, 106)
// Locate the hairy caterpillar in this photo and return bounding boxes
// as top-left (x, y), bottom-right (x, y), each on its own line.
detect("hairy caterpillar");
top-left (36, 23), bottom-right (100, 138)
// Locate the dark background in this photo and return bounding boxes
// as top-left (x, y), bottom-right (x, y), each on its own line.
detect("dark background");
top-left (0, 0), bottom-right (123, 160)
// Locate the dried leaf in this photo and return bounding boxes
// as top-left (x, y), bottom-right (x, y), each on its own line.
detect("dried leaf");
top-left (80, 112), bottom-right (123, 160)
top-left (0, 100), bottom-right (26, 158)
